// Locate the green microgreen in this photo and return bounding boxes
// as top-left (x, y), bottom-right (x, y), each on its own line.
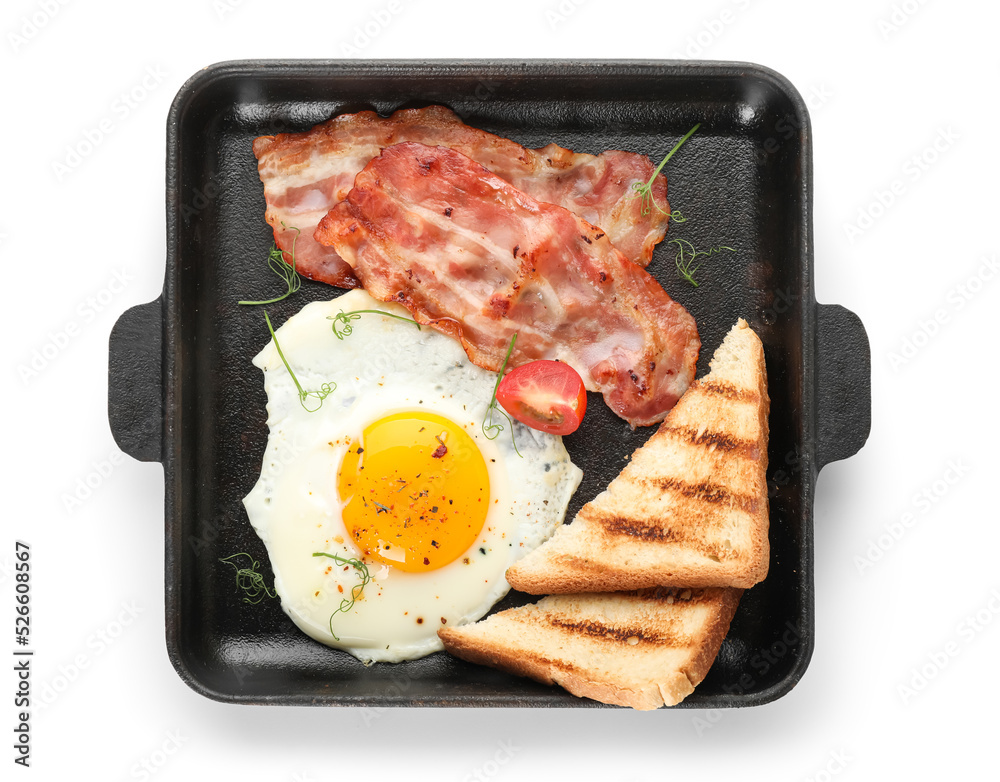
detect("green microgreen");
top-left (669, 239), bottom-right (735, 288)
top-left (263, 310), bottom-right (337, 412)
top-left (219, 553), bottom-right (277, 605)
top-left (312, 552), bottom-right (373, 641)
top-left (239, 225), bottom-right (302, 305)
top-left (328, 309), bottom-right (422, 340)
top-left (632, 124), bottom-right (701, 216)
top-left (482, 333), bottom-right (521, 458)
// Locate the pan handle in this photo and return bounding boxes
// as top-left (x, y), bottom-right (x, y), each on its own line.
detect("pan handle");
top-left (814, 303), bottom-right (871, 470)
top-left (108, 297), bottom-right (164, 463)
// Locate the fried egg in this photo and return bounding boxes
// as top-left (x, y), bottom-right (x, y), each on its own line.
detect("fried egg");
top-left (242, 289), bottom-right (582, 663)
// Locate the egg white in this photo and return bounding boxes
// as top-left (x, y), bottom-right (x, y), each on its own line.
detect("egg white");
top-left (243, 289), bottom-right (582, 663)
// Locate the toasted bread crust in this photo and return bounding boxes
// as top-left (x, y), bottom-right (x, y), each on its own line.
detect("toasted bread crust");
top-left (439, 587), bottom-right (743, 710)
top-left (507, 319), bottom-right (769, 593)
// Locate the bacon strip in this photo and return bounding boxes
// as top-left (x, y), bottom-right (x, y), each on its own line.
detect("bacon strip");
top-left (315, 142), bottom-right (699, 427)
top-left (253, 105), bottom-right (669, 289)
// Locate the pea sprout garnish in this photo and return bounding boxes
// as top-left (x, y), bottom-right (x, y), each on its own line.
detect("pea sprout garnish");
top-left (632, 124), bottom-right (701, 216)
top-left (312, 552), bottom-right (373, 641)
top-left (219, 553), bottom-right (277, 605)
top-left (669, 239), bottom-right (735, 288)
top-left (263, 311), bottom-right (337, 412)
top-left (239, 224), bottom-right (302, 305)
top-left (328, 309), bottom-right (422, 340)
top-left (482, 333), bottom-right (521, 457)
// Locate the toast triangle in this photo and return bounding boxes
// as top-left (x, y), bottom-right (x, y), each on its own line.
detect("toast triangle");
top-left (438, 587), bottom-right (743, 709)
top-left (507, 319), bottom-right (769, 593)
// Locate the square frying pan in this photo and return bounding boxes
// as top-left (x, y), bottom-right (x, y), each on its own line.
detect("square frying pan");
top-left (108, 60), bottom-right (870, 707)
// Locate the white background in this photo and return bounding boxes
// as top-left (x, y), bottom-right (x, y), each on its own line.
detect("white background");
top-left (4, 0), bottom-right (998, 779)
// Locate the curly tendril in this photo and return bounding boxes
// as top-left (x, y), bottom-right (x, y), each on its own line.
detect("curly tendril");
top-left (218, 553), bottom-right (277, 605)
top-left (631, 124), bottom-right (701, 216)
top-left (481, 333), bottom-right (521, 458)
top-left (311, 552), bottom-right (373, 641)
top-left (669, 239), bottom-right (735, 288)
top-left (328, 309), bottom-right (421, 340)
top-left (239, 224), bottom-right (302, 306)
top-left (263, 311), bottom-right (337, 412)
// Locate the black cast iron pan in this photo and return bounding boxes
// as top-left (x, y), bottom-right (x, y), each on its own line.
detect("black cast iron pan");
top-left (108, 60), bottom-right (870, 707)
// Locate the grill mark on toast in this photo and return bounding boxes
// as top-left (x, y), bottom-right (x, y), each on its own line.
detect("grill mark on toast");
top-left (594, 516), bottom-right (726, 560)
top-left (545, 616), bottom-right (683, 647)
top-left (646, 477), bottom-right (760, 515)
top-left (696, 379), bottom-right (759, 403)
top-left (637, 586), bottom-right (709, 605)
top-left (602, 516), bottom-right (694, 544)
top-left (662, 424), bottom-right (760, 458)
top-left (518, 649), bottom-right (590, 682)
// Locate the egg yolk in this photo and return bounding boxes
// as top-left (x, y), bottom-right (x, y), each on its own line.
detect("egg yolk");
top-left (337, 411), bottom-right (490, 573)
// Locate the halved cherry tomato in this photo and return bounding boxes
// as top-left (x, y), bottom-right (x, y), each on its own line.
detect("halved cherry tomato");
top-left (496, 360), bottom-right (587, 436)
